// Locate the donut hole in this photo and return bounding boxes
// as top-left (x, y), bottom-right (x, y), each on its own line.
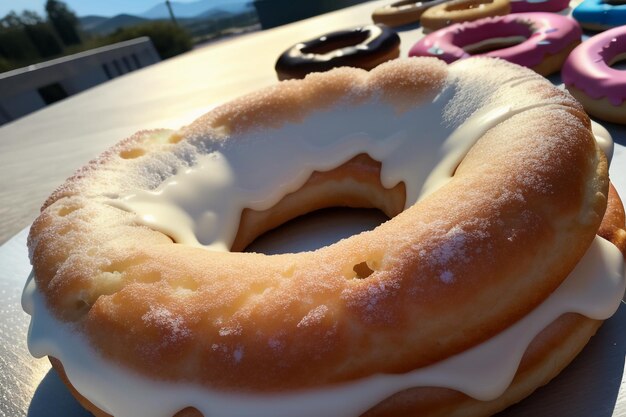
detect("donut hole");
top-left (244, 207), bottom-right (390, 255)
top-left (608, 53), bottom-right (626, 71)
top-left (445, 0), bottom-right (494, 11)
top-left (455, 20), bottom-right (531, 55)
top-left (353, 261), bottom-right (375, 279)
top-left (462, 35), bottom-right (527, 54)
top-left (234, 154), bottom-right (404, 254)
top-left (301, 30), bottom-right (370, 55)
top-left (119, 148), bottom-right (146, 159)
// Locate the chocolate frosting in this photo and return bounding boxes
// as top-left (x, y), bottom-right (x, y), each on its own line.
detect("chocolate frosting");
top-left (275, 24), bottom-right (400, 79)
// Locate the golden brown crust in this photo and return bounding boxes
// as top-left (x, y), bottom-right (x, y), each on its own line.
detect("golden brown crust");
top-left (420, 0), bottom-right (511, 32)
top-left (531, 40), bottom-right (580, 77)
top-left (372, 0), bottom-right (432, 27)
top-left (29, 58), bottom-right (608, 395)
top-left (565, 84), bottom-right (626, 125)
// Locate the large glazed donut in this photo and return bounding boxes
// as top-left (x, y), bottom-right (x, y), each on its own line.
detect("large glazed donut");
top-left (562, 26), bottom-right (626, 125)
top-left (408, 13), bottom-right (581, 76)
top-left (420, 0), bottom-right (511, 32)
top-left (274, 24), bottom-right (400, 80)
top-left (24, 58), bottom-right (626, 417)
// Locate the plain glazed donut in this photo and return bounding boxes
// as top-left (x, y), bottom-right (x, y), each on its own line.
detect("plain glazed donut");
top-left (509, 0), bottom-right (569, 13)
top-left (24, 58), bottom-right (626, 417)
top-left (274, 24), bottom-right (400, 80)
top-left (372, 0), bottom-right (452, 27)
top-left (408, 13), bottom-right (582, 76)
top-left (562, 26), bottom-right (626, 125)
top-left (572, 0), bottom-right (626, 31)
top-left (420, 0), bottom-right (510, 32)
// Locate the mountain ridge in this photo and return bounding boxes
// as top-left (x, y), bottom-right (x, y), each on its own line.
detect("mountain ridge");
top-left (140, 0), bottom-right (251, 19)
top-left (78, 1), bottom-right (255, 35)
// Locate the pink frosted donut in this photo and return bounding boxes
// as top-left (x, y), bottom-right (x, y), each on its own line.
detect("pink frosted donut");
top-left (510, 0), bottom-right (569, 13)
top-left (562, 26), bottom-right (626, 125)
top-left (409, 12), bottom-right (581, 76)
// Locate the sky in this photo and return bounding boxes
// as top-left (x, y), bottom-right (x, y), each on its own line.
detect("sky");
top-left (0, 0), bottom-right (198, 18)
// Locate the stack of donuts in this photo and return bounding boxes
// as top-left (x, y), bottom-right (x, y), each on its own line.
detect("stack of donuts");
top-left (274, 0), bottom-right (626, 124)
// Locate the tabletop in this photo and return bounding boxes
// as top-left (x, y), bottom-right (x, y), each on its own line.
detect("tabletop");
top-left (2, 0), bottom-right (626, 416)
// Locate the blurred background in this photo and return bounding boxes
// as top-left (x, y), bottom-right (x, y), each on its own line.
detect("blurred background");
top-left (0, 0), bottom-right (370, 124)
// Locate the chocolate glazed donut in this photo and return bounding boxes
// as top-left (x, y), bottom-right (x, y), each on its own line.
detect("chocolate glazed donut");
top-left (275, 24), bottom-right (401, 80)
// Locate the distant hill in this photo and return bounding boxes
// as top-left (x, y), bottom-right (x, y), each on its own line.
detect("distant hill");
top-left (199, 8), bottom-right (234, 19)
top-left (78, 15), bottom-right (109, 31)
top-left (80, 14), bottom-right (151, 35)
top-left (77, 1), bottom-right (257, 38)
top-left (141, 0), bottom-right (252, 19)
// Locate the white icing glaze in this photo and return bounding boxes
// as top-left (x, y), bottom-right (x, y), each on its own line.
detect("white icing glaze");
top-left (591, 120), bottom-right (614, 164)
top-left (22, 236), bottom-right (625, 417)
top-left (462, 36), bottom-right (528, 54)
top-left (110, 92), bottom-right (583, 252)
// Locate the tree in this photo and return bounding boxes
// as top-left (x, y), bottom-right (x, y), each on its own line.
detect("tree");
top-left (45, 0), bottom-right (80, 45)
top-left (0, 13), bottom-right (40, 62)
top-left (19, 10), bottom-right (63, 58)
top-left (20, 10), bottom-right (44, 25)
top-left (0, 11), bottom-right (23, 29)
top-left (108, 22), bottom-right (192, 59)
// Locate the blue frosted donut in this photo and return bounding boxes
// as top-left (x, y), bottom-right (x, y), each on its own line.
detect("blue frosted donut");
top-left (572, 0), bottom-right (626, 31)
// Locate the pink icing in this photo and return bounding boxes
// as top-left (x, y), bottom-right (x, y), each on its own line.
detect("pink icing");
top-left (408, 13), bottom-right (582, 70)
top-left (562, 26), bottom-right (626, 106)
top-left (510, 0), bottom-right (570, 13)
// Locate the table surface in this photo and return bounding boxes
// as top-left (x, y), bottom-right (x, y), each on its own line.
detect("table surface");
top-left (2, 0), bottom-right (626, 416)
